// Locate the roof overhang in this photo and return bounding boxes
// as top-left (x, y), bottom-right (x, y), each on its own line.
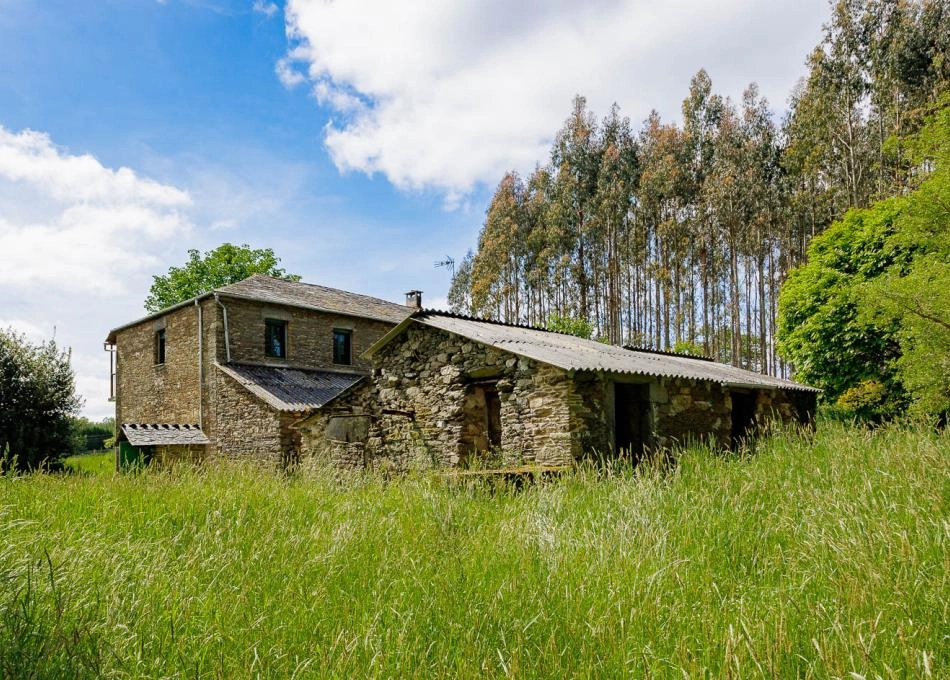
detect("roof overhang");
top-left (106, 294), bottom-right (209, 344)
top-left (121, 423), bottom-right (209, 446)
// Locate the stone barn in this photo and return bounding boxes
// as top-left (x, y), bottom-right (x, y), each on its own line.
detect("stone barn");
top-left (298, 311), bottom-right (819, 470)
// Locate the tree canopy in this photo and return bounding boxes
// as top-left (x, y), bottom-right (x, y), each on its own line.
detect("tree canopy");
top-left (145, 243), bottom-right (301, 313)
top-left (777, 99), bottom-right (950, 421)
top-left (449, 0), bottom-right (948, 380)
top-left (0, 329), bottom-right (82, 470)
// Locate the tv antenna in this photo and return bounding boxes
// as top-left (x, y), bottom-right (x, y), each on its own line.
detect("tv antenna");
top-left (435, 255), bottom-right (455, 277)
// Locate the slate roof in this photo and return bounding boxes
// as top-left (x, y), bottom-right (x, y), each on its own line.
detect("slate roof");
top-left (121, 423), bottom-right (209, 446)
top-left (216, 275), bottom-right (412, 324)
top-left (367, 311), bottom-right (820, 393)
top-left (216, 362), bottom-right (365, 411)
top-left (106, 275), bottom-right (412, 342)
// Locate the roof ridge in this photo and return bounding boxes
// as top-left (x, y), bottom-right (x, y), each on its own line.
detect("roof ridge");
top-left (223, 274), bottom-right (410, 310)
top-left (418, 310), bottom-right (716, 361)
top-left (417, 309), bottom-right (576, 336)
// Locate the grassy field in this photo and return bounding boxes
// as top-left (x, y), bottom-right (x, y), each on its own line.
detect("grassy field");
top-left (1, 423), bottom-right (946, 678)
top-left (63, 451), bottom-right (114, 476)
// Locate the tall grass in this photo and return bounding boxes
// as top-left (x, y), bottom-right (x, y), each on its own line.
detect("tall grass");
top-left (0, 422), bottom-right (946, 678)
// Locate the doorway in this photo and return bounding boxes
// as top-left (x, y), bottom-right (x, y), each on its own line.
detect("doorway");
top-left (730, 390), bottom-right (757, 447)
top-left (614, 382), bottom-right (650, 462)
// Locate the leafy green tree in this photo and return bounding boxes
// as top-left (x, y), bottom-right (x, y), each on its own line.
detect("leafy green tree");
top-left (777, 198), bottom-right (909, 416)
top-left (0, 329), bottom-right (82, 470)
top-left (145, 243), bottom-right (301, 313)
top-left (447, 250), bottom-right (474, 314)
top-left (778, 100), bottom-right (950, 421)
top-left (70, 416), bottom-right (115, 453)
top-left (860, 99), bottom-right (950, 418)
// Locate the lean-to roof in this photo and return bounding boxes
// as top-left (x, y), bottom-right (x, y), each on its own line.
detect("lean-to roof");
top-left (216, 362), bottom-right (365, 411)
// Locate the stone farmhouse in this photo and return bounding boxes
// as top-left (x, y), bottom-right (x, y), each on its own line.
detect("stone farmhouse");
top-left (106, 275), bottom-right (414, 466)
top-left (107, 275), bottom-right (818, 470)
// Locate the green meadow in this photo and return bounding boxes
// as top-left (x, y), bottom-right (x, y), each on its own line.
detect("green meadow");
top-left (1, 422), bottom-right (946, 678)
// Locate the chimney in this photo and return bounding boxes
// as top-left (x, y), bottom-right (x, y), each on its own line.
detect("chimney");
top-left (405, 290), bottom-right (423, 310)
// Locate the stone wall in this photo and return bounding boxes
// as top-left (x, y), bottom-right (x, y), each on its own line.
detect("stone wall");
top-left (217, 296), bottom-right (395, 372)
top-left (754, 388), bottom-right (817, 429)
top-left (298, 322), bottom-right (819, 472)
top-left (299, 323), bottom-right (595, 471)
top-left (208, 365), bottom-right (282, 463)
top-left (651, 378), bottom-right (733, 448)
top-left (115, 299), bottom-right (218, 427)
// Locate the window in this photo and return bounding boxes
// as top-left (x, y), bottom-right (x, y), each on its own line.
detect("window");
top-left (154, 329), bottom-right (166, 365)
top-left (333, 329), bottom-right (352, 365)
top-left (265, 319), bottom-right (287, 358)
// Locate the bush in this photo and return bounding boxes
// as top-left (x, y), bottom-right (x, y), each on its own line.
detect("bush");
top-left (0, 329), bottom-right (82, 470)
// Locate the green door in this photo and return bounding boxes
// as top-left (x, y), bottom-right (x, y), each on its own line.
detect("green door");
top-left (118, 441), bottom-right (147, 469)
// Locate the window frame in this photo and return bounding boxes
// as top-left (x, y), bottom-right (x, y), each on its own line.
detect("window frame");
top-left (264, 318), bottom-right (288, 359)
top-left (332, 328), bottom-right (352, 366)
top-left (154, 329), bottom-right (166, 365)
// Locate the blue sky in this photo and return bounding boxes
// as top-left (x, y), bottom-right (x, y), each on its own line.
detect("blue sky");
top-left (0, 0), bottom-right (829, 418)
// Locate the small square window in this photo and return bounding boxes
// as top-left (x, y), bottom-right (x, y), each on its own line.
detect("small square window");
top-left (155, 329), bottom-right (166, 365)
top-left (265, 319), bottom-right (287, 359)
top-left (333, 329), bottom-right (352, 365)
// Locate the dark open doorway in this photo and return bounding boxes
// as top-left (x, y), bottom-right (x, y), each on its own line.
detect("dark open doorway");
top-left (461, 381), bottom-right (503, 461)
top-left (614, 382), bottom-right (650, 462)
top-left (730, 390), bottom-right (757, 447)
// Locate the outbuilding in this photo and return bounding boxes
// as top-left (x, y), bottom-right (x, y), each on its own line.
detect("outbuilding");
top-left (298, 311), bottom-right (819, 470)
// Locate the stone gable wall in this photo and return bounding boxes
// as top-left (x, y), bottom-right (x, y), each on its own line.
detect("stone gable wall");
top-left (298, 324), bottom-right (590, 470)
top-left (115, 299), bottom-right (218, 427)
top-left (217, 297), bottom-right (396, 372)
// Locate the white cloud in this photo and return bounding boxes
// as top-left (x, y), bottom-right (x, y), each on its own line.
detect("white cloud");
top-left (0, 126), bottom-right (192, 294)
top-left (283, 0), bottom-right (827, 197)
top-left (253, 0), bottom-right (278, 18)
top-left (276, 55), bottom-right (306, 88)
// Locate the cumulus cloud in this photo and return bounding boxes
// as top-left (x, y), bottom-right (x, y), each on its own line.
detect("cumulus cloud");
top-left (283, 0), bottom-right (826, 197)
top-left (0, 126), bottom-right (192, 294)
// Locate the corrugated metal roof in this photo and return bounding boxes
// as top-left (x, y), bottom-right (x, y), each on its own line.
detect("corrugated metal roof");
top-left (216, 275), bottom-right (412, 324)
top-left (374, 312), bottom-right (818, 392)
top-left (121, 423), bottom-right (209, 446)
top-left (217, 362), bottom-right (365, 411)
top-left (106, 275), bottom-right (411, 342)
